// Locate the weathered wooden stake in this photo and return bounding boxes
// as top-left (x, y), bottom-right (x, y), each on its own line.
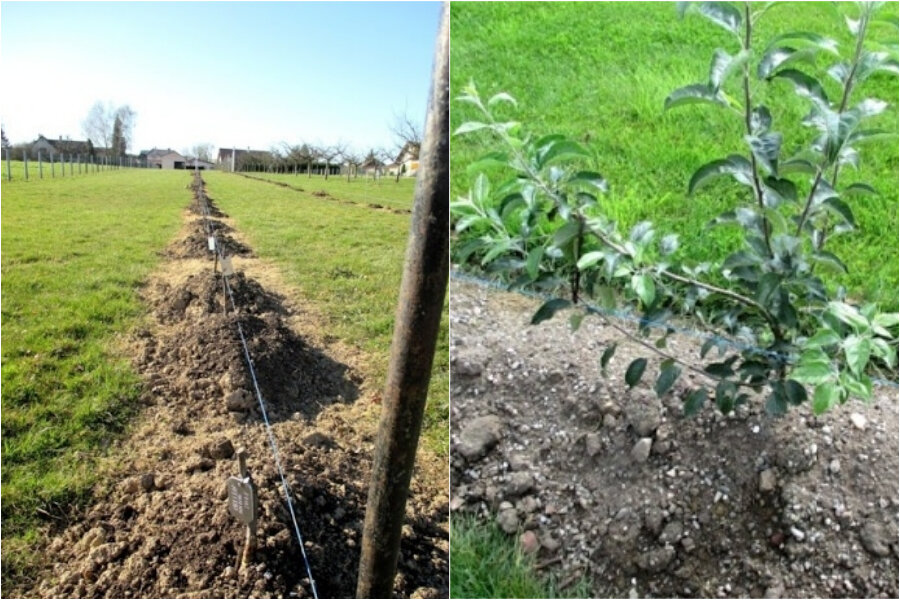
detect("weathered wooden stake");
top-left (5, 148), bottom-right (11, 181)
top-left (24, 154), bottom-right (28, 181)
top-left (356, 4), bottom-right (448, 598)
top-left (38, 151), bottom-right (43, 179)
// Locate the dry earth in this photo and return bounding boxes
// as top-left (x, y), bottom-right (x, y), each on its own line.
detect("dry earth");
top-left (450, 277), bottom-right (899, 599)
top-left (16, 177), bottom-right (448, 599)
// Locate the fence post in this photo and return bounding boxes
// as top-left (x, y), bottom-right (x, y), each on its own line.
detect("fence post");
top-left (24, 153), bottom-right (29, 181)
top-left (70, 155), bottom-right (73, 176)
top-left (5, 147), bottom-right (11, 181)
top-left (51, 154), bottom-right (55, 177)
top-left (39, 150), bottom-right (43, 179)
top-left (78, 154), bottom-right (81, 174)
top-left (356, 4), bottom-right (448, 598)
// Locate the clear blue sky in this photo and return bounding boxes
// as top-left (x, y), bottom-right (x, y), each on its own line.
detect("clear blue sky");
top-left (0, 1), bottom-right (442, 156)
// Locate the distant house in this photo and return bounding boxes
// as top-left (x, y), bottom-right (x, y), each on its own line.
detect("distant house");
top-left (30, 135), bottom-right (101, 159)
top-left (360, 156), bottom-right (385, 177)
top-left (144, 148), bottom-right (186, 169)
top-left (186, 158), bottom-right (215, 170)
top-left (385, 141), bottom-right (420, 177)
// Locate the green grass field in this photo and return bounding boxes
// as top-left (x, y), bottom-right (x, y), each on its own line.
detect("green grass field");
top-left (450, 515), bottom-right (590, 599)
top-left (203, 171), bottom-right (449, 453)
top-left (1, 169), bottom-right (187, 578)
top-left (450, 1), bottom-right (899, 310)
top-left (243, 171), bottom-right (418, 212)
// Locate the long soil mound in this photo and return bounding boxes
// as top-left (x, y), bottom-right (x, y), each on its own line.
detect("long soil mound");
top-left (20, 178), bottom-right (448, 599)
top-left (450, 278), bottom-right (898, 599)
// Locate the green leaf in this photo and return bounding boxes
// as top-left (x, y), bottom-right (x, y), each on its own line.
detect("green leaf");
top-left (784, 380), bottom-right (808, 405)
top-left (810, 250), bottom-right (848, 273)
top-left (843, 336), bottom-right (871, 376)
top-left (597, 285), bottom-right (616, 311)
top-left (765, 31), bottom-right (838, 55)
top-left (705, 360), bottom-right (736, 378)
top-left (822, 197), bottom-right (855, 227)
top-left (698, 1), bottom-right (742, 35)
top-left (805, 328), bottom-right (841, 348)
top-left (659, 233), bottom-right (679, 256)
top-left (577, 251), bottom-right (604, 271)
top-left (750, 106), bottom-right (773, 134)
top-left (828, 301), bottom-right (869, 332)
top-left (631, 274), bottom-right (656, 308)
top-left (466, 151), bottom-right (510, 176)
top-left (526, 246), bottom-right (543, 280)
top-left (487, 92), bottom-right (517, 108)
top-left (812, 384), bottom-right (839, 415)
top-left (840, 373), bottom-right (873, 401)
top-left (710, 48), bottom-right (750, 90)
top-left (600, 343), bottom-right (617, 371)
top-left (771, 69), bottom-right (829, 104)
top-left (454, 121), bottom-right (491, 136)
top-left (843, 182), bottom-right (877, 196)
top-left (684, 387), bottom-right (708, 416)
top-left (625, 358), bottom-right (648, 388)
top-left (715, 380), bottom-right (737, 413)
top-left (790, 360), bottom-right (833, 385)
top-left (664, 84), bottom-right (727, 110)
top-left (765, 388), bottom-right (788, 416)
top-left (780, 157), bottom-right (817, 174)
top-left (569, 312), bottom-right (585, 333)
top-left (745, 132), bottom-right (782, 175)
top-left (655, 364), bottom-right (682, 397)
top-left (553, 221), bottom-right (580, 248)
top-left (874, 313), bottom-right (899, 329)
top-left (531, 298), bottom-right (572, 325)
top-left (688, 155), bottom-right (753, 194)
top-left (571, 171), bottom-right (608, 193)
top-left (538, 139), bottom-right (590, 169)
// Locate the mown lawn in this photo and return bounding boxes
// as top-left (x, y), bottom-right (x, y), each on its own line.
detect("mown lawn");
top-left (450, 1), bottom-right (899, 310)
top-left (1, 169), bottom-right (188, 580)
top-left (244, 171), bottom-right (418, 212)
top-left (203, 171), bottom-right (449, 454)
top-left (450, 515), bottom-right (590, 599)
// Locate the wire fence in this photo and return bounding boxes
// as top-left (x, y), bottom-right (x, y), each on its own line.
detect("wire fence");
top-left (2, 147), bottom-right (150, 182)
top-left (450, 267), bottom-right (900, 389)
top-left (193, 170), bottom-right (319, 597)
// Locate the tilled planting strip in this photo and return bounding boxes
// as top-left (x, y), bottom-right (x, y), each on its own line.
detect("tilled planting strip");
top-left (191, 172), bottom-right (319, 596)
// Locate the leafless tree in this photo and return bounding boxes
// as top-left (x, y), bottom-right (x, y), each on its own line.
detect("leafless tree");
top-left (82, 102), bottom-right (135, 157)
top-left (341, 148), bottom-right (363, 181)
top-left (191, 143), bottom-right (214, 162)
top-left (389, 110), bottom-right (424, 182)
top-left (319, 143), bottom-right (346, 181)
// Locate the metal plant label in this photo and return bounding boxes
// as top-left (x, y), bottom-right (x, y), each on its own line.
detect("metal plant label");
top-left (208, 236), bottom-right (216, 251)
top-left (221, 256), bottom-right (234, 276)
top-left (227, 476), bottom-right (256, 526)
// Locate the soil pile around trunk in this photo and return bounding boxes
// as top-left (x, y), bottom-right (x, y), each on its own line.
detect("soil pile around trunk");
top-left (23, 180), bottom-right (448, 599)
top-left (450, 278), bottom-right (898, 599)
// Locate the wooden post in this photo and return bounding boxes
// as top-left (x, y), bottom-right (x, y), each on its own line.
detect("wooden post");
top-left (51, 154), bottom-right (55, 178)
top-left (356, 4), bottom-right (448, 597)
top-left (5, 148), bottom-right (11, 181)
top-left (39, 150), bottom-right (43, 179)
top-left (70, 156), bottom-right (73, 176)
top-left (24, 154), bottom-right (28, 180)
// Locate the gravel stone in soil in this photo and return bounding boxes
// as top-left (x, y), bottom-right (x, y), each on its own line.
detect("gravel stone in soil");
top-left (450, 278), bottom-right (898, 599)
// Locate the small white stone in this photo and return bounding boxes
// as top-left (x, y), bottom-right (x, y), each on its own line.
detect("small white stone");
top-left (850, 413), bottom-right (867, 430)
top-left (790, 526), bottom-right (806, 541)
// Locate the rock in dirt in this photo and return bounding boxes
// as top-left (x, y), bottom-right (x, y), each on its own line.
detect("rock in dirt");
top-left (457, 415), bottom-right (503, 461)
top-left (631, 437), bottom-right (653, 463)
top-left (140, 473), bottom-right (156, 492)
top-left (859, 522), bottom-right (891, 557)
top-left (850, 412), bottom-right (867, 430)
top-left (585, 433), bottom-right (603, 457)
top-left (764, 583), bottom-right (786, 598)
top-left (520, 530), bottom-right (540, 554)
top-left (504, 472), bottom-right (534, 497)
top-left (636, 545), bottom-right (675, 573)
top-left (497, 507), bottom-right (519, 534)
top-left (759, 468), bottom-right (777, 493)
top-left (624, 393), bottom-right (662, 437)
top-left (208, 439), bottom-right (235, 460)
top-left (410, 587), bottom-right (441, 599)
top-left (185, 457), bottom-right (215, 474)
top-left (225, 389), bottom-right (253, 411)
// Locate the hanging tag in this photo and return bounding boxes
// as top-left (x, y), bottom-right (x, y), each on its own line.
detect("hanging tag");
top-left (226, 476), bottom-right (257, 526)
top-left (221, 256), bottom-right (234, 276)
top-left (208, 236), bottom-right (216, 251)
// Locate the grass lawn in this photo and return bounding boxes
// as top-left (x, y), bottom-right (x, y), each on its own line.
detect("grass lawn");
top-left (1, 169), bottom-right (188, 579)
top-left (202, 171), bottom-right (449, 454)
top-left (450, 516), bottom-right (590, 599)
top-left (450, 1), bottom-right (899, 310)
top-left (243, 171), bottom-right (418, 212)
top-left (1, 159), bottom-right (125, 182)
